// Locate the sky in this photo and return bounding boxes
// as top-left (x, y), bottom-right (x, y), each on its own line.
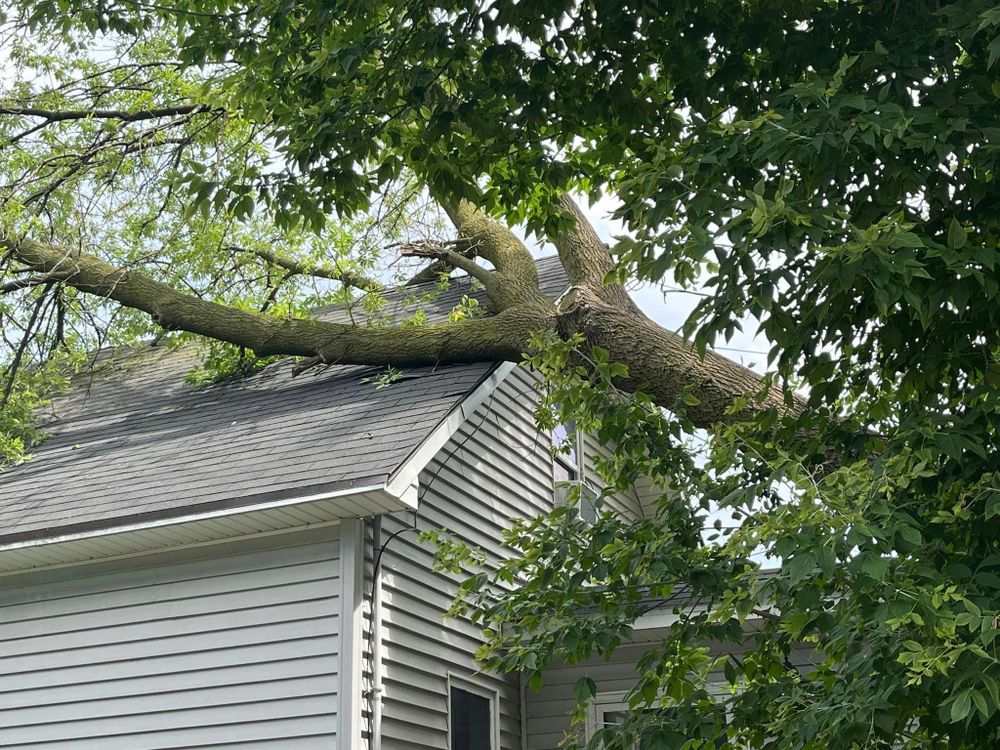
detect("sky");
top-left (523, 195), bottom-right (775, 378)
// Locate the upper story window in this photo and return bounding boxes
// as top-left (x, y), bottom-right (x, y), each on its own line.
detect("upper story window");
top-left (551, 420), bottom-right (581, 483)
top-left (587, 693), bottom-right (729, 748)
top-left (551, 421), bottom-right (599, 523)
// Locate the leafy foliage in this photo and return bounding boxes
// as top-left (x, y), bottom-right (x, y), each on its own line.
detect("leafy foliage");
top-left (3, 0), bottom-right (1000, 747)
top-left (0, 20), bottom-right (449, 449)
top-left (0, 350), bottom-right (80, 465)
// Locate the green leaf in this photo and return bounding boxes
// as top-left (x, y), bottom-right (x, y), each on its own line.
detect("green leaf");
top-left (951, 689), bottom-right (973, 722)
top-left (573, 676), bottom-right (597, 704)
top-left (947, 218), bottom-right (968, 249)
top-left (986, 492), bottom-right (1000, 520)
top-left (971, 688), bottom-right (990, 719)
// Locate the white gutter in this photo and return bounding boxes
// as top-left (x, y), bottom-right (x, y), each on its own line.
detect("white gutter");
top-left (0, 482), bottom-right (386, 554)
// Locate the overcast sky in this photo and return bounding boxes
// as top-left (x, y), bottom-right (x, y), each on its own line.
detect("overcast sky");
top-left (522, 196), bottom-right (775, 377)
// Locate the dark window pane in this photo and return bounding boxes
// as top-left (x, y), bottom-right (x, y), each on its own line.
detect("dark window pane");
top-left (451, 686), bottom-right (492, 750)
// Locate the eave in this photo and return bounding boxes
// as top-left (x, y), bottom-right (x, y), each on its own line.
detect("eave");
top-left (0, 362), bottom-right (517, 577)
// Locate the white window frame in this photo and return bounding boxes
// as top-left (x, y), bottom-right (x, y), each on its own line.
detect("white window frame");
top-left (551, 422), bottom-right (601, 523)
top-left (584, 689), bottom-right (735, 747)
top-left (447, 673), bottom-right (501, 750)
top-left (584, 689), bottom-right (632, 743)
top-left (551, 419), bottom-right (584, 482)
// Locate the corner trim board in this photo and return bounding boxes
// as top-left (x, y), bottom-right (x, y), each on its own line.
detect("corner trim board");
top-left (338, 517), bottom-right (365, 746)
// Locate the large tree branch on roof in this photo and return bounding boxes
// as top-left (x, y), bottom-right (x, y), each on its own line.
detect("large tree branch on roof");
top-left (2, 233), bottom-right (549, 368)
top-left (433, 192), bottom-right (803, 428)
top-left (556, 285), bottom-right (805, 424)
top-left (3, 218), bottom-right (801, 437)
top-left (228, 245), bottom-right (385, 293)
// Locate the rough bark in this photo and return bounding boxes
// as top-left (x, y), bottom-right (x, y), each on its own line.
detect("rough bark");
top-left (440, 199), bottom-right (549, 310)
top-left (2, 234), bottom-right (549, 367)
top-left (2, 191), bottom-right (798, 434)
top-left (551, 194), bottom-right (634, 310)
top-left (557, 285), bottom-right (803, 424)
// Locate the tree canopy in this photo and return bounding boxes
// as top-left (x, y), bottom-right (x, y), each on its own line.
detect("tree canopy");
top-left (2, 0), bottom-right (1000, 747)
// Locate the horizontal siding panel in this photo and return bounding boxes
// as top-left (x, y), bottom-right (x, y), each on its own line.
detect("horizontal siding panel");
top-left (1, 713), bottom-right (338, 749)
top-left (0, 655), bottom-right (337, 709)
top-left (0, 596), bottom-right (338, 658)
top-left (0, 635), bottom-right (338, 693)
top-left (0, 551), bottom-right (339, 617)
top-left (0, 615), bottom-right (336, 674)
top-left (0, 674), bottom-right (337, 727)
top-left (0, 539), bottom-right (340, 748)
top-left (379, 368), bottom-right (546, 750)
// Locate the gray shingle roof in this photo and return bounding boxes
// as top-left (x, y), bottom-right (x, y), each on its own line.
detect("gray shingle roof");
top-left (0, 255), bottom-right (567, 543)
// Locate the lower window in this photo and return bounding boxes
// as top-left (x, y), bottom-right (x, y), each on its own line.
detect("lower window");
top-left (590, 695), bottom-right (728, 749)
top-left (449, 679), bottom-right (496, 750)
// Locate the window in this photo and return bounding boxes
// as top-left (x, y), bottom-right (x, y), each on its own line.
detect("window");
top-left (551, 420), bottom-right (580, 483)
top-left (588, 693), bottom-right (729, 749)
top-left (551, 421), bottom-right (599, 523)
top-left (449, 678), bottom-right (497, 750)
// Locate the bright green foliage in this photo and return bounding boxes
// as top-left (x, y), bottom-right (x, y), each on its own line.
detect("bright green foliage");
top-left (0, 22), bottom-right (434, 457)
top-left (438, 332), bottom-right (1000, 748)
top-left (0, 351), bottom-right (80, 465)
top-left (5, 1), bottom-right (1000, 747)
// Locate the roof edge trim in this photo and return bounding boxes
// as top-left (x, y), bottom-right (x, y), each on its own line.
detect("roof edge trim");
top-left (383, 361), bottom-right (518, 499)
top-left (0, 482), bottom-right (386, 555)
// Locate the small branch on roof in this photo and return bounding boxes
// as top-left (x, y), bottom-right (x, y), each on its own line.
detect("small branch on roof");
top-left (403, 259), bottom-right (450, 286)
top-left (402, 239), bottom-right (476, 286)
top-left (290, 353), bottom-right (327, 377)
top-left (751, 607), bottom-right (781, 622)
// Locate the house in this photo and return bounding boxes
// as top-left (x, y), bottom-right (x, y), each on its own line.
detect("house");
top-left (0, 256), bottom-right (784, 749)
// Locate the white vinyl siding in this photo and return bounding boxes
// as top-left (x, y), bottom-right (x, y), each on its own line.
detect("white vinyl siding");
top-left (526, 644), bottom-right (649, 750)
top-left (0, 537), bottom-right (341, 749)
top-left (580, 432), bottom-right (647, 521)
top-left (375, 366), bottom-right (556, 750)
top-left (526, 642), bottom-right (817, 749)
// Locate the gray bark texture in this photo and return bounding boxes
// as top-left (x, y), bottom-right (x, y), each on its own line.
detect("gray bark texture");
top-left (1, 195), bottom-right (794, 430)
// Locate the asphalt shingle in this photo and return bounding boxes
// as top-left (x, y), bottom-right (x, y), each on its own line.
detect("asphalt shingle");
top-left (0, 256), bottom-right (567, 543)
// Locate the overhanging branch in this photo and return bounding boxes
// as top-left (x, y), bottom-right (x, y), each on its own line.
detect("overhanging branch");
top-left (549, 194), bottom-right (634, 309)
top-left (229, 245), bottom-right (385, 293)
top-left (0, 104), bottom-right (216, 123)
top-left (1, 233), bottom-right (543, 369)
